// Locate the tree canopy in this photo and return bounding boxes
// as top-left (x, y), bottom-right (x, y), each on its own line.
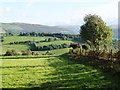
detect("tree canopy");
top-left (80, 14), bottom-right (113, 50)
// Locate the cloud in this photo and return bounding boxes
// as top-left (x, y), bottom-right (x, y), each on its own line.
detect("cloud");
top-left (1, 0), bottom-right (119, 25)
top-left (25, 0), bottom-right (34, 9)
top-left (90, 2), bottom-right (117, 19)
top-left (0, 7), bottom-right (11, 14)
top-left (21, 0), bottom-right (34, 18)
top-left (64, 1), bottom-right (118, 25)
top-left (0, 7), bottom-right (12, 18)
top-left (5, 7), bottom-right (11, 12)
top-left (85, 1), bottom-right (118, 24)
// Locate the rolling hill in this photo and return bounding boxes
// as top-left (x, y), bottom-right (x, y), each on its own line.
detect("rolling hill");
top-left (0, 23), bottom-right (118, 38)
top-left (110, 25), bottom-right (118, 38)
top-left (0, 23), bottom-right (78, 34)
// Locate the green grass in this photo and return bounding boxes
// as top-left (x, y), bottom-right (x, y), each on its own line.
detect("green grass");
top-left (2, 43), bottom-right (70, 55)
top-left (2, 54), bottom-right (119, 89)
top-left (36, 40), bottom-right (73, 46)
top-left (33, 48), bottom-right (70, 56)
top-left (2, 35), bottom-right (119, 89)
top-left (3, 36), bottom-right (53, 45)
top-left (48, 48), bottom-right (70, 55)
top-left (2, 36), bottom-right (72, 54)
top-left (2, 48), bottom-right (70, 59)
top-left (2, 44), bottom-right (30, 54)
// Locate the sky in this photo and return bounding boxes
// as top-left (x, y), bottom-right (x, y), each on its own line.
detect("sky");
top-left (0, 0), bottom-right (119, 26)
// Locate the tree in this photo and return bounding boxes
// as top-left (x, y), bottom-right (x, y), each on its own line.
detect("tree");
top-left (80, 14), bottom-right (113, 51)
top-left (48, 38), bottom-right (53, 42)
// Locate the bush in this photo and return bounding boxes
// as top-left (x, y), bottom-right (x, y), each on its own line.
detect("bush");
top-left (21, 50), bottom-right (32, 55)
top-left (115, 51), bottom-right (120, 61)
top-left (70, 43), bottom-right (80, 49)
top-left (87, 50), bottom-right (96, 57)
top-left (9, 42), bottom-right (14, 45)
top-left (117, 51), bottom-right (120, 58)
top-left (34, 52), bottom-right (40, 55)
top-left (45, 51), bottom-right (53, 55)
top-left (48, 38), bottom-right (54, 42)
top-left (32, 43), bottom-right (70, 51)
top-left (82, 44), bottom-right (89, 50)
top-left (4, 49), bottom-right (19, 56)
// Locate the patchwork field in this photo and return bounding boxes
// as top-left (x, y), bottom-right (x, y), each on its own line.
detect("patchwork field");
top-left (1, 54), bottom-right (120, 89)
top-left (36, 40), bottom-right (73, 46)
top-left (2, 35), bottom-right (74, 54)
top-left (1, 35), bottom-right (120, 89)
top-left (3, 36), bottom-right (52, 45)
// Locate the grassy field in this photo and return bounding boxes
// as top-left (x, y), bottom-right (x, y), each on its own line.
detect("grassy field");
top-left (2, 36), bottom-right (48, 54)
top-left (36, 40), bottom-right (73, 46)
top-left (2, 45), bottom-right (30, 54)
top-left (1, 35), bottom-right (120, 89)
top-left (1, 54), bottom-right (120, 89)
top-left (3, 36), bottom-right (54, 45)
top-left (2, 36), bottom-right (74, 54)
top-left (33, 48), bottom-right (70, 56)
top-left (2, 48), bottom-right (70, 59)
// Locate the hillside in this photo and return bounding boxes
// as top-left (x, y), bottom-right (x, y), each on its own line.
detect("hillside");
top-left (1, 23), bottom-right (77, 34)
top-left (110, 25), bottom-right (118, 38)
top-left (0, 23), bottom-right (118, 38)
top-left (57, 25), bottom-right (80, 34)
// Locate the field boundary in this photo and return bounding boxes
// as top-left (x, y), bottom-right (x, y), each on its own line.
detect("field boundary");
top-left (1, 55), bottom-right (59, 59)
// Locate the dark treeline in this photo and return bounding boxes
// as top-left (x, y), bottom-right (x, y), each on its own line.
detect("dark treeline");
top-left (19, 32), bottom-right (80, 40)
top-left (9, 38), bottom-right (56, 45)
top-left (9, 37), bottom-right (66, 45)
top-left (30, 43), bottom-right (69, 51)
top-left (9, 41), bottom-right (32, 45)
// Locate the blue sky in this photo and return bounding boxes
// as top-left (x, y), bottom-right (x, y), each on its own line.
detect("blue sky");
top-left (0, 0), bottom-right (119, 26)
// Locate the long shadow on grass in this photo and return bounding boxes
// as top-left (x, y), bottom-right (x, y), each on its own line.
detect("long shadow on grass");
top-left (2, 55), bottom-right (58, 59)
top-left (2, 53), bottom-right (120, 90)
top-left (41, 54), bottom-right (120, 90)
top-left (21, 53), bottom-right (120, 89)
top-left (1, 64), bottom-right (48, 69)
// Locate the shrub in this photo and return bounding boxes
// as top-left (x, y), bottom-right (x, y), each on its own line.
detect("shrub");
top-left (4, 49), bottom-right (19, 56)
top-left (45, 51), bottom-right (53, 55)
top-left (87, 50), bottom-right (96, 57)
top-left (82, 44), bottom-right (89, 50)
top-left (98, 52), bottom-right (112, 60)
top-left (70, 43), bottom-right (80, 49)
top-left (48, 38), bottom-right (54, 42)
top-left (61, 43), bottom-right (68, 48)
top-left (115, 51), bottom-right (120, 61)
top-left (9, 42), bottom-right (14, 45)
top-left (21, 50), bottom-right (32, 55)
top-left (113, 51), bottom-right (120, 61)
top-left (34, 52), bottom-right (40, 55)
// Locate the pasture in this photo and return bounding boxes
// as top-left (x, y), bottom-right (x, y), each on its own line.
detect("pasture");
top-left (1, 35), bottom-right (120, 89)
top-left (3, 36), bottom-right (51, 45)
top-left (2, 35), bottom-right (74, 54)
top-left (1, 54), bottom-right (120, 89)
top-left (36, 40), bottom-right (73, 46)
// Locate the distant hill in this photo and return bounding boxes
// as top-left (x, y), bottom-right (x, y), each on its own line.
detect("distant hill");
top-left (0, 23), bottom-right (78, 34)
top-left (110, 25), bottom-right (118, 38)
top-left (57, 25), bottom-right (80, 34)
top-left (0, 23), bottom-right (118, 38)
top-left (59, 24), bottom-right (118, 38)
